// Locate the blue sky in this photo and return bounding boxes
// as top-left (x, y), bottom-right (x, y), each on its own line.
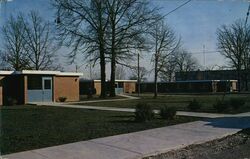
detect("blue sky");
top-left (0, 0), bottom-right (249, 78)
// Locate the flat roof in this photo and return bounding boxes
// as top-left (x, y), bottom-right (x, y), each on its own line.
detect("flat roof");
top-left (93, 79), bottom-right (137, 82)
top-left (142, 80), bottom-right (238, 84)
top-left (0, 70), bottom-right (83, 76)
top-left (0, 71), bottom-right (15, 75)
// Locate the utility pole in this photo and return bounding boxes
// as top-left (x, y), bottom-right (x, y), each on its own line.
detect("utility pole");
top-left (137, 51), bottom-right (140, 97)
top-left (203, 44), bottom-right (206, 70)
top-left (75, 65), bottom-right (78, 73)
top-left (89, 64), bottom-right (92, 79)
top-left (203, 44), bottom-right (206, 80)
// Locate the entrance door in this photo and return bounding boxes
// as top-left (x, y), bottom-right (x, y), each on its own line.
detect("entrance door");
top-left (42, 77), bottom-right (52, 102)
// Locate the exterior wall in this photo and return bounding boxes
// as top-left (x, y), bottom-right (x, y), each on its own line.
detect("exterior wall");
top-left (0, 76), bottom-right (4, 106)
top-left (3, 75), bottom-right (25, 105)
top-left (24, 75), bottom-right (28, 104)
top-left (123, 82), bottom-right (136, 93)
top-left (231, 81), bottom-right (237, 92)
top-left (54, 76), bottom-right (79, 102)
top-left (94, 81), bottom-right (102, 95)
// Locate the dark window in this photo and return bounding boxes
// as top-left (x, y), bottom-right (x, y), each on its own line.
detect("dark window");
top-left (118, 82), bottom-right (123, 88)
top-left (28, 76), bottom-right (42, 90)
top-left (44, 80), bottom-right (51, 89)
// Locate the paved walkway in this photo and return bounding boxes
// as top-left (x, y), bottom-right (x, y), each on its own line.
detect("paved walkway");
top-left (4, 117), bottom-right (250, 159)
top-left (11, 99), bottom-right (249, 159)
top-left (31, 102), bottom-right (250, 118)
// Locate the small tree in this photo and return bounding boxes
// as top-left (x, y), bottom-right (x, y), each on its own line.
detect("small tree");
top-left (1, 15), bottom-right (30, 71)
top-left (115, 66), bottom-right (126, 80)
top-left (217, 19), bottom-right (250, 91)
top-left (159, 54), bottom-right (176, 82)
top-left (174, 49), bottom-right (199, 80)
top-left (22, 11), bottom-right (59, 70)
top-left (130, 66), bottom-right (148, 82)
top-left (150, 21), bottom-right (180, 98)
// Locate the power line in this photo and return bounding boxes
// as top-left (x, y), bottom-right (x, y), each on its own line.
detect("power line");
top-left (163, 0), bottom-right (192, 17)
top-left (189, 50), bottom-right (220, 55)
top-left (245, 2), bottom-right (250, 26)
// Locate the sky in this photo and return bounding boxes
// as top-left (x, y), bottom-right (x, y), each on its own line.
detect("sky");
top-left (0, 0), bottom-right (249, 80)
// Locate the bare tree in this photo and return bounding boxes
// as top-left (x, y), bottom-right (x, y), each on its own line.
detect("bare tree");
top-left (105, 0), bottom-right (160, 97)
top-left (53, 0), bottom-right (109, 98)
top-left (21, 11), bottom-right (59, 70)
top-left (217, 19), bottom-right (250, 91)
top-left (159, 54), bottom-right (176, 82)
top-left (115, 65), bottom-right (126, 80)
top-left (174, 49), bottom-right (199, 80)
top-left (150, 21), bottom-right (180, 98)
top-left (130, 66), bottom-right (148, 82)
top-left (1, 15), bottom-right (29, 71)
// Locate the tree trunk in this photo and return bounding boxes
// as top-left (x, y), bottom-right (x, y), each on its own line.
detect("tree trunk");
top-left (237, 68), bottom-right (241, 92)
top-left (100, 51), bottom-right (106, 98)
top-left (110, 54), bottom-right (116, 97)
top-left (154, 54), bottom-right (158, 98)
top-left (109, 14), bottom-right (116, 97)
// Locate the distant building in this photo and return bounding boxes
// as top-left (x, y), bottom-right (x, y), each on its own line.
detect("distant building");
top-left (79, 79), bottom-right (137, 95)
top-left (175, 70), bottom-right (238, 81)
top-left (175, 70), bottom-right (249, 91)
top-left (139, 80), bottom-right (237, 93)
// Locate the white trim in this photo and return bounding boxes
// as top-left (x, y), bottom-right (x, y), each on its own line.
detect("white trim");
top-left (115, 80), bottom-right (137, 82)
top-left (94, 80), bottom-right (137, 82)
top-left (21, 70), bottom-right (82, 76)
top-left (0, 71), bottom-right (15, 75)
top-left (22, 70), bottom-right (61, 75)
top-left (57, 72), bottom-right (83, 76)
top-left (0, 70), bottom-right (82, 76)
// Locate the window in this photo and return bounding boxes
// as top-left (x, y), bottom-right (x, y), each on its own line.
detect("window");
top-left (44, 80), bottom-right (51, 89)
top-left (28, 76), bottom-right (42, 90)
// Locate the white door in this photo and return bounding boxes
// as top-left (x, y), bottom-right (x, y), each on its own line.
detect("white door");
top-left (42, 77), bottom-right (53, 102)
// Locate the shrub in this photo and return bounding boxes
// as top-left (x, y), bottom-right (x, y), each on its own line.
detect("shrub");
top-left (187, 99), bottom-right (202, 111)
top-left (135, 102), bottom-right (154, 122)
top-left (229, 98), bottom-right (245, 110)
top-left (7, 97), bottom-right (18, 106)
top-left (160, 107), bottom-right (177, 120)
top-left (213, 99), bottom-right (228, 113)
top-left (58, 97), bottom-right (67, 102)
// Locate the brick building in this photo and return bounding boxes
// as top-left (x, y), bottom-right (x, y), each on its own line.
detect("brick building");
top-left (79, 79), bottom-right (137, 95)
top-left (0, 70), bottom-right (82, 106)
top-left (175, 70), bottom-right (249, 91)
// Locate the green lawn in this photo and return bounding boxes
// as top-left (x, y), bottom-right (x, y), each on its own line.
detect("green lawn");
top-left (80, 94), bottom-right (250, 114)
top-left (80, 94), bottom-right (125, 101)
top-left (0, 106), bottom-right (198, 155)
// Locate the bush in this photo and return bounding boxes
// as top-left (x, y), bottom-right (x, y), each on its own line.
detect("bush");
top-left (160, 107), bottom-right (176, 120)
top-left (213, 99), bottom-right (228, 113)
top-left (229, 98), bottom-right (246, 110)
top-left (58, 97), bottom-right (67, 102)
top-left (135, 103), bottom-right (154, 122)
top-left (187, 99), bottom-right (202, 111)
top-left (7, 97), bottom-right (18, 106)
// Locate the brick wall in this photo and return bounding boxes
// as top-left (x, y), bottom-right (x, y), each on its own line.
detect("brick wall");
top-left (94, 82), bottom-right (101, 95)
top-left (124, 82), bottom-right (136, 93)
top-left (54, 76), bottom-right (79, 102)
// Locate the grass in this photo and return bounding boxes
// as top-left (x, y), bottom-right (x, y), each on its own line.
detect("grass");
top-left (80, 94), bottom-right (250, 114)
top-left (0, 105), bottom-right (199, 155)
top-left (79, 95), bottom-right (125, 101)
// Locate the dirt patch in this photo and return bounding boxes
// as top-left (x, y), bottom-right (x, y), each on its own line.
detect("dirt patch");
top-left (144, 129), bottom-right (250, 159)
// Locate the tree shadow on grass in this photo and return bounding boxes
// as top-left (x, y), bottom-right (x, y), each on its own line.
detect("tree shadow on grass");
top-left (203, 116), bottom-right (250, 129)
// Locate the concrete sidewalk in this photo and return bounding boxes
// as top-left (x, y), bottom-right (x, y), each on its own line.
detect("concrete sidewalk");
top-left (4, 117), bottom-right (250, 159)
top-left (31, 102), bottom-right (250, 118)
